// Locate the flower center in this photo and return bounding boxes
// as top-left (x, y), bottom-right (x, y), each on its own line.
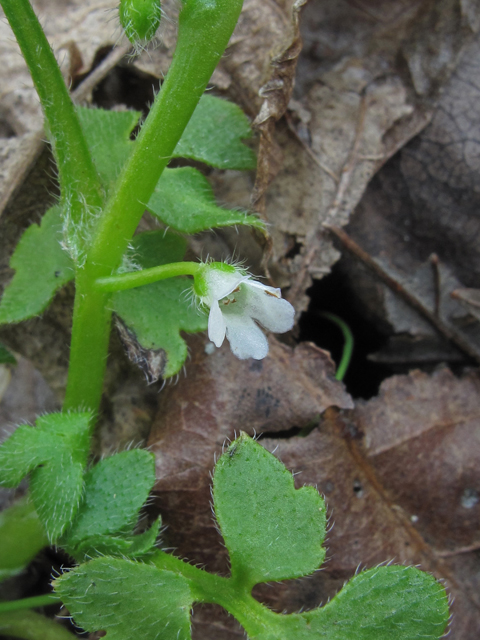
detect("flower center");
top-left (220, 286), bottom-right (241, 307)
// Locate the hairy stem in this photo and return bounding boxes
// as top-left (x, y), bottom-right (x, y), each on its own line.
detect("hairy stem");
top-left (0, 0), bottom-right (104, 221)
top-left (95, 262), bottom-right (201, 293)
top-left (65, 0), bottom-right (243, 413)
top-left (151, 551), bottom-right (282, 638)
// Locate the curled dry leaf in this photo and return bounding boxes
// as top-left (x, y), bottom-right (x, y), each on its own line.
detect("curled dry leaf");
top-left (250, 0), bottom-right (307, 215)
top-left (336, 28), bottom-right (480, 367)
top-left (355, 367), bottom-right (480, 637)
top-left (261, 0), bottom-right (480, 312)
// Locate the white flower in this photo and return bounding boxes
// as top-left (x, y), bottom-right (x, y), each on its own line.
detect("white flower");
top-left (195, 263), bottom-right (295, 360)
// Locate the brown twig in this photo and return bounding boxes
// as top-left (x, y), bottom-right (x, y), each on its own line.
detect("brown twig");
top-left (326, 225), bottom-right (480, 365)
top-left (435, 542), bottom-right (480, 558)
top-left (72, 44), bottom-right (132, 103)
top-left (429, 253), bottom-right (441, 317)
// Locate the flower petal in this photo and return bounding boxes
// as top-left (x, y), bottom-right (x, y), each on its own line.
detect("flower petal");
top-left (204, 270), bottom-right (249, 304)
top-left (224, 313), bottom-right (269, 360)
top-left (244, 284), bottom-right (295, 333)
top-left (208, 300), bottom-right (226, 347)
top-left (246, 281), bottom-right (281, 298)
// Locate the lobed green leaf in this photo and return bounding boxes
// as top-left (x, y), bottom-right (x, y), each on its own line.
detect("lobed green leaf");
top-left (267, 565), bottom-right (449, 640)
top-left (76, 99), bottom-right (259, 235)
top-left (0, 412), bottom-right (91, 541)
top-left (174, 94), bottom-right (256, 170)
top-left (147, 167), bottom-right (264, 234)
top-left (112, 231), bottom-right (207, 379)
top-left (63, 449), bottom-right (156, 549)
top-left (0, 206), bottom-right (74, 325)
top-left (213, 433), bottom-right (326, 587)
top-left (69, 518), bottom-right (161, 561)
top-left (54, 557), bottom-right (194, 640)
top-left (76, 106), bottom-right (139, 194)
top-left (51, 434), bottom-right (449, 640)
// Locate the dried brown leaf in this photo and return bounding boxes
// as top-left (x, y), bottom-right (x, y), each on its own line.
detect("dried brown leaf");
top-left (261, 0), bottom-right (480, 311)
top-left (335, 29), bottom-right (480, 366)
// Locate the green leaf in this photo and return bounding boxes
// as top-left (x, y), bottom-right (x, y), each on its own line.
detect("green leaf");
top-left (0, 412), bottom-right (91, 541)
top-left (76, 100), bottom-right (259, 236)
top-left (64, 449), bottom-right (155, 545)
top-left (112, 231), bottom-right (207, 379)
top-left (76, 96), bottom-right (255, 196)
top-left (213, 433), bottom-right (326, 588)
top-left (54, 557), bottom-right (193, 640)
top-left (76, 106), bottom-right (140, 193)
top-left (71, 518), bottom-right (161, 560)
top-left (0, 498), bottom-right (48, 581)
top-left (0, 343), bottom-right (16, 364)
top-left (174, 94), bottom-right (256, 170)
top-left (126, 518), bottom-right (161, 555)
top-left (147, 167), bottom-right (264, 234)
top-left (0, 206), bottom-right (74, 325)
top-left (271, 565), bottom-right (449, 640)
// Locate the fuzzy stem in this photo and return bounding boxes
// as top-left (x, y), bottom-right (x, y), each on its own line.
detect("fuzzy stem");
top-left (64, 0), bottom-right (244, 413)
top-left (63, 272), bottom-right (112, 412)
top-left (0, 0), bottom-right (104, 222)
top-left (86, 0), bottom-right (244, 274)
top-left (0, 0), bottom-right (106, 413)
top-left (94, 262), bottom-right (201, 293)
top-left (151, 551), bottom-right (283, 639)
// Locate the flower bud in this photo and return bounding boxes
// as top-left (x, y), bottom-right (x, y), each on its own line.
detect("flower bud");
top-left (119, 0), bottom-right (162, 45)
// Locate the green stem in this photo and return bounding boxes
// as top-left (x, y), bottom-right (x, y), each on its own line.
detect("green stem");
top-left (95, 262), bottom-right (201, 293)
top-left (0, 0), bottom-right (105, 413)
top-left (0, 594), bottom-right (61, 614)
top-left (0, 610), bottom-right (75, 640)
top-left (319, 312), bottom-right (354, 380)
top-left (63, 272), bottom-right (112, 412)
top-left (87, 0), bottom-right (244, 273)
top-left (0, 0), bottom-right (104, 221)
top-left (151, 551), bottom-right (280, 638)
top-left (64, 0), bottom-right (244, 413)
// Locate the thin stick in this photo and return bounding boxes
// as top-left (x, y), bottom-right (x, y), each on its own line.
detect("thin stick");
top-left (72, 43), bottom-right (132, 103)
top-left (326, 225), bottom-right (480, 365)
